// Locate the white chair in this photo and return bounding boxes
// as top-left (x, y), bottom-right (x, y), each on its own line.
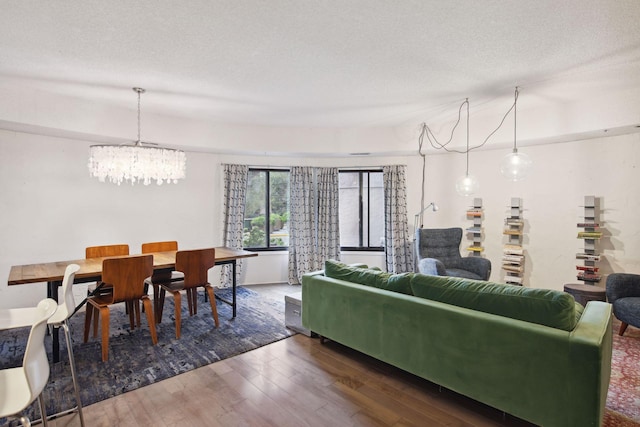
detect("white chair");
top-left (0, 298), bottom-right (57, 427)
top-left (47, 263), bottom-right (85, 425)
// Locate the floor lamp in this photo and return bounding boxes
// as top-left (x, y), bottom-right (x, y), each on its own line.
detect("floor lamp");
top-left (413, 202), bottom-right (439, 232)
top-left (413, 202), bottom-right (439, 271)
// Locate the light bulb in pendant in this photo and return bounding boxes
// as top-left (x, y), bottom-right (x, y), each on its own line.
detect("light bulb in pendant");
top-left (500, 149), bottom-right (532, 181)
top-left (456, 174), bottom-right (479, 196)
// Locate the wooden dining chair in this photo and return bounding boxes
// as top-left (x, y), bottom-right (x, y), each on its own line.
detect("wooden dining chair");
top-left (85, 244), bottom-right (130, 259)
top-left (85, 244), bottom-right (131, 329)
top-left (141, 241), bottom-right (183, 321)
top-left (141, 241), bottom-right (178, 254)
top-left (83, 254), bottom-right (157, 362)
top-left (157, 248), bottom-right (219, 339)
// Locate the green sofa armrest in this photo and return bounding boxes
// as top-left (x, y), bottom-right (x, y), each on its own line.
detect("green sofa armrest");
top-left (568, 301), bottom-right (613, 427)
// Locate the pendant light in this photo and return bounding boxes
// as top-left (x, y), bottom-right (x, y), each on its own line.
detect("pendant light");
top-left (500, 87), bottom-right (532, 181)
top-left (88, 88), bottom-right (186, 185)
top-left (456, 99), bottom-right (479, 196)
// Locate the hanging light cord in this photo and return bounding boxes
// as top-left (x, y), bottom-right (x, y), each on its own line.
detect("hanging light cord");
top-left (466, 98), bottom-right (470, 175)
top-left (137, 90), bottom-right (141, 144)
top-left (133, 87), bottom-right (146, 146)
top-left (419, 88), bottom-right (519, 155)
top-left (513, 86), bottom-right (519, 152)
top-left (417, 131), bottom-right (427, 218)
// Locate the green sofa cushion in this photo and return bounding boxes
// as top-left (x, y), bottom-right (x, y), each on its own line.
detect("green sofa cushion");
top-left (324, 260), bottom-right (413, 295)
top-left (410, 274), bottom-right (579, 331)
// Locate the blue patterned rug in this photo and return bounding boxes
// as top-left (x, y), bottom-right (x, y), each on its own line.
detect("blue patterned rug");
top-left (0, 286), bottom-right (294, 423)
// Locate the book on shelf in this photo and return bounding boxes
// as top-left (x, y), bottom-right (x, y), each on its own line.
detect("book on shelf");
top-left (577, 231), bottom-right (603, 239)
top-left (577, 222), bottom-right (599, 228)
top-left (503, 245), bottom-right (524, 255)
top-left (576, 265), bottom-right (599, 272)
top-left (577, 272), bottom-right (601, 282)
top-left (466, 210), bottom-right (482, 217)
top-left (502, 264), bottom-right (524, 273)
top-left (503, 254), bottom-right (524, 263)
top-left (503, 229), bottom-right (522, 236)
top-left (576, 253), bottom-right (600, 261)
top-left (465, 226), bottom-right (482, 234)
top-left (466, 246), bottom-right (484, 252)
top-left (504, 219), bottom-right (524, 227)
top-left (505, 276), bottom-right (523, 285)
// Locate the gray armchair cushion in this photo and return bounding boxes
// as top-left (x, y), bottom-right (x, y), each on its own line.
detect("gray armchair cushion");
top-left (417, 258), bottom-right (446, 276)
top-left (415, 227), bottom-right (491, 281)
top-left (606, 273), bottom-right (640, 329)
top-left (448, 257), bottom-right (492, 281)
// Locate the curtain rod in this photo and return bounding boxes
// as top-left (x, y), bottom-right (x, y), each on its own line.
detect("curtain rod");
top-left (220, 163), bottom-right (406, 169)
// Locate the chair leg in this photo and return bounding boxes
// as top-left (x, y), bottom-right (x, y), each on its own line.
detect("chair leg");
top-left (62, 321), bottom-right (85, 427)
top-left (126, 301), bottom-right (135, 330)
top-left (92, 304), bottom-right (99, 338)
top-left (142, 296), bottom-right (158, 345)
top-left (134, 300), bottom-right (141, 328)
top-left (204, 285), bottom-right (219, 327)
top-left (191, 288), bottom-right (198, 316)
top-left (153, 284), bottom-right (161, 323)
top-left (83, 304), bottom-right (93, 343)
top-left (18, 414), bottom-right (31, 427)
top-left (186, 288), bottom-right (194, 316)
top-left (619, 322), bottom-right (629, 336)
top-left (173, 290), bottom-right (182, 339)
top-left (158, 288), bottom-right (166, 323)
top-left (98, 306), bottom-right (110, 362)
top-left (37, 394), bottom-right (49, 427)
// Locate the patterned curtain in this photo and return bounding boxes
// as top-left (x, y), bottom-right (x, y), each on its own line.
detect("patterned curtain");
top-left (316, 168), bottom-right (340, 263)
top-left (221, 164), bottom-right (248, 287)
top-left (288, 167), bottom-right (316, 285)
top-left (288, 167), bottom-right (340, 284)
top-left (383, 165), bottom-right (413, 273)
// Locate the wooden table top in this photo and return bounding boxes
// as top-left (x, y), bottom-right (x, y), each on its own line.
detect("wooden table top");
top-left (8, 247), bottom-right (257, 285)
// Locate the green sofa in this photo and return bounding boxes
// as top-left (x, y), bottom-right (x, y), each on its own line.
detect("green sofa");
top-left (301, 261), bottom-right (613, 427)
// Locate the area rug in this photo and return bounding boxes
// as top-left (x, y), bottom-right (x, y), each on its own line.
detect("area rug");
top-left (0, 286), bottom-right (294, 423)
top-left (603, 319), bottom-right (640, 427)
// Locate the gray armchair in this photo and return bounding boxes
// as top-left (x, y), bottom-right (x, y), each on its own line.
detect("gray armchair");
top-left (606, 273), bottom-right (640, 336)
top-left (415, 227), bottom-right (491, 281)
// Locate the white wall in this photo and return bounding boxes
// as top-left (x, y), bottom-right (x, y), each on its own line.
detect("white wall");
top-left (1, 128), bottom-right (638, 309)
top-left (0, 131), bottom-right (409, 308)
top-left (421, 133), bottom-right (640, 290)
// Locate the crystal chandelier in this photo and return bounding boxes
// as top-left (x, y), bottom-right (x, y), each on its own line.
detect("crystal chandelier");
top-left (88, 88), bottom-right (186, 185)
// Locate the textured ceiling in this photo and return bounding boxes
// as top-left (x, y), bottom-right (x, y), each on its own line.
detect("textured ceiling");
top-left (1, 0), bottom-right (640, 129)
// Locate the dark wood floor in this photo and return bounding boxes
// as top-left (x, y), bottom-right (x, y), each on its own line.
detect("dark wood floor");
top-left (50, 284), bottom-right (535, 426)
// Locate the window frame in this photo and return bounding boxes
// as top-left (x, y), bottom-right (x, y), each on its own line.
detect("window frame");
top-left (339, 169), bottom-right (385, 252)
top-left (243, 168), bottom-right (290, 252)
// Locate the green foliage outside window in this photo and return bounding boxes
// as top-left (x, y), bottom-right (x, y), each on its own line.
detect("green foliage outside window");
top-left (243, 169), bottom-right (290, 249)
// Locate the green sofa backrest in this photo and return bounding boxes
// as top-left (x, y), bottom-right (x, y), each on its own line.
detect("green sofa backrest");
top-left (410, 274), bottom-right (582, 331)
top-left (324, 259), bottom-right (413, 295)
top-left (323, 259), bottom-right (582, 331)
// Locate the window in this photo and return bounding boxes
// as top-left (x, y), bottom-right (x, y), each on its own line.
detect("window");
top-left (243, 169), bottom-right (290, 250)
top-left (339, 170), bottom-right (384, 251)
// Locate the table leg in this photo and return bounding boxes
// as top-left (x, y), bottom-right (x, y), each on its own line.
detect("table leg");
top-left (48, 280), bottom-right (62, 363)
top-left (214, 260), bottom-right (237, 318)
top-left (232, 260), bottom-right (237, 318)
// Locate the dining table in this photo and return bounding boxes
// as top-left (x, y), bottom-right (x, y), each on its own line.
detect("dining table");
top-left (7, 246), bottom-right (257, 362)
